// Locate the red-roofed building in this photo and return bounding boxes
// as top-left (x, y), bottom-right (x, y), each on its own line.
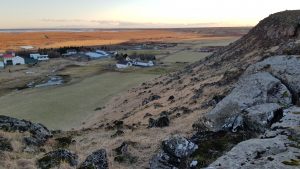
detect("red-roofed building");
top-left (3, 54), bottom-right (14, 58)
top-left (2, 52), bottom-right (24, 66)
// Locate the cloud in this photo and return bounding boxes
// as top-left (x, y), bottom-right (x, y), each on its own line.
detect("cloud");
top-left (41, 19), bottom-right (221, 28)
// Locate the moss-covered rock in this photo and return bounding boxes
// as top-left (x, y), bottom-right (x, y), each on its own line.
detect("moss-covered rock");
top-left (37, 149), bottom-right (78, 169)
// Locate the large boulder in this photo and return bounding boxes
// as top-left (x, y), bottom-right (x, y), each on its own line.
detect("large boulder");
top-left (206, 136), bottom-right (298, 169)
top-left (243, 103), bottom-right (283, 132)
top-left (245, 55), bottom-right (300, 104)
top-left (150, 135), bottom-right (198, 169)
top-left (37, 149), bottom-right (79, 169)
top-left (271, 106), bottom-right (300, 130)
top-left (206, 107), bottom-right (300, 169)
top-left (162, 136), bottom-right (198, 159)
top-left (79, 149), bottom-right (109, 169)
top-left (148, 114), bottom-right (170, 128)
top-left (204, 72), bottom-right (292, 132)
top-left (0, 116), bottom-right (52, 146)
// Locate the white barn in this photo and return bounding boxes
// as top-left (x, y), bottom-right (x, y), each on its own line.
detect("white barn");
top-left (12, 56), bottom-right (25, 65)
top-left (3, 54), bottom-right (25, 65)
top-left (132, 61), bottom-right (154, 67)
top-left (85, 50), bottom-right (110, 59)
top-left (116, 61), bottom-right (133, 69)
top-left (30, 54), bottom-right (49, 61)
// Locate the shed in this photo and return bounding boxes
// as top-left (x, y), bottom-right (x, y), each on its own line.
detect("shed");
top-left (30, 54), bottom-right (49, 61)
top-left (116, 61), bottom-right (132, 69)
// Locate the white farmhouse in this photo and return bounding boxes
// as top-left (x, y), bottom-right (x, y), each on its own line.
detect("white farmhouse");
top-left (132, 61), bottom-right (154, 67)
top-left (30, 54), bottom-right (49, 61)
top-left (3, 54), bottom-right (25, 65)
top-left (85, 50), bottom-right (110, 59)
top-left (62, 49), bottom-right (77, 56)
top-left (116, 61), bottom-right (133, 69)
top-left (12, 56), bottom-right (25, 65)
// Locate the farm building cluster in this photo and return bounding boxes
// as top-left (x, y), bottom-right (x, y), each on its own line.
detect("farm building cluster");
top-left (0, 44), bottom-right (157, 70)
top-left (0, 46), bottom-right (115, 69)
top-left (0, 52), bottom-right (49, 69)
top-left (115, 54), bottom-right (156, 69)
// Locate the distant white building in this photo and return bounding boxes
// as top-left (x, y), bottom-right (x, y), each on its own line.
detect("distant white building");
top-left (63, 49), bottom-right (77, 56)
top-left (132, 61), bottom-right (154, 67)
top-left (2, 53), bottom-right (25, 65)
top-left (116, 61), bottom-right (133, 69)
top-left (20, 46), bottom-right (34, 50)
top-left (30, 54), bottom-right (49, 61)
top-left (12, 56), bottom-right (25, 65)
top-left (85, 50), bottom-right (110, 59)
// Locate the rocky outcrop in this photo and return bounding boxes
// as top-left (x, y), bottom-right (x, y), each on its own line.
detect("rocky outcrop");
top-left (148, 114), bottom-right (170, 128)
top-left (243, 103), bottom-right (283, 132)
top-left (204, 71), bottom-right (291, 132)
top-left (0, 116), bottom-right (52, 146)
top-left (150, 135), bottom-right (198, 169)
top-left (37, 149), bottom-right (79, 169)
top-left (142, 95), bottom-right (161, 105)
top-left (206, 107), bottom-right (300, 169)
top-left (245, 55), bottom-right (300, 105)
top-left (207, 10), bottom-right (300, 68)
top-left (192, 55), bottom-right (300, 168)
top-left (79, 149), bottom-right (109, 169)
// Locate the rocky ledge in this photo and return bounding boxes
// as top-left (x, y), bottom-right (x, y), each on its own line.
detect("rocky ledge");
top-left (0, 115), bottom-right (52, 146)
top-left (150, 55), bottom-right (300, 168)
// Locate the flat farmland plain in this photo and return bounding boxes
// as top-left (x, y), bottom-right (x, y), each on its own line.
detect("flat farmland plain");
top-left (0, 30), bottom-right (200, 52)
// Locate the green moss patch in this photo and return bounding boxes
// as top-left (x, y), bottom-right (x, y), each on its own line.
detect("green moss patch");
top-left (191, 131), bottom-right (253, 168)
top-left (282, 159), bottom-right (300, 166)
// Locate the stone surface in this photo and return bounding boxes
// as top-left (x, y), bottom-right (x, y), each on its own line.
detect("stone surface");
top-left (243, 103), bottom-right (283, 132)
top-left (37, 149), bottom-right (79, 169)
top-left (79, 149), bottom-right (108, 169)
top-left (206, 136), bottom-right (300, 169)
top-left (271, 106), bottom-right (300, 130)
top-left (0, 116), bottom-right (52, 146)
top-left (148, 114), bottom-right (170, 128)
top-left (205, 72), bottom-right (291, 131)
top-left (162, 135), bottom-right (198, 159)
top-left (150, 135), bottom-right (198, 169)
top-left (245, 55), bottom-right (300, 104)
top-left (205, 107), bottom-right (300, 169)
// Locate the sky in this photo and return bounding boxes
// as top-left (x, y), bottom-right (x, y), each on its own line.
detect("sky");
top-left (0, 0), bottom-right (299, 29)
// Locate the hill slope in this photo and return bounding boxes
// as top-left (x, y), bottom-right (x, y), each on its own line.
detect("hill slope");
top-left (0, 10), bottom-right (300, 169)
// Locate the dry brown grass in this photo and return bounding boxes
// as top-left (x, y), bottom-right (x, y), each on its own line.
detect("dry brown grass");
top-left (0, 30), bottom-right (204, 52)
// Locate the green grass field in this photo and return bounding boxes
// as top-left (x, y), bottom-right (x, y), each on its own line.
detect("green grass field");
top-left (162, 51), bottom-right (211, 63)
top-left (0, 72), bottom-right (157, 130)
top-left (0, 38), bottom-right (239, 130)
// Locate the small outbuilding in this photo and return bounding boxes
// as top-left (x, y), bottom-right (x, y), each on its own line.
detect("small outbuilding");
top-left (3, 54), bottom-right (25, 65)
top-left (30, 54), bottom-right (49, 61)
top-left (116, 61), bottom-right (133, 69)
top-left (12, 56), bottom-right (25, 65)
top-left (132, 61), bottom-right (154, 67)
